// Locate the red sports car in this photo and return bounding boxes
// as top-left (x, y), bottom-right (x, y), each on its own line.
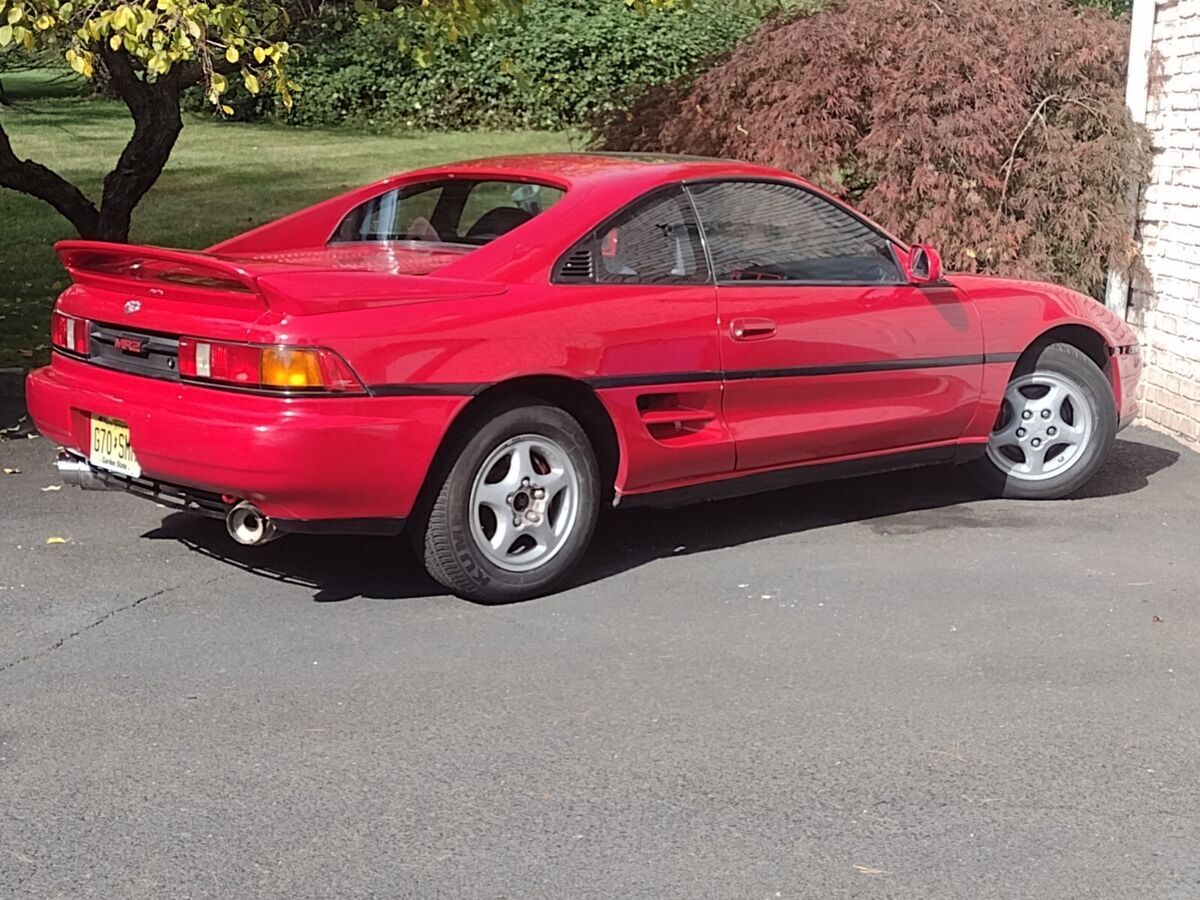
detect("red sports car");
top-left (27, 154), bottom-right (1142, 602)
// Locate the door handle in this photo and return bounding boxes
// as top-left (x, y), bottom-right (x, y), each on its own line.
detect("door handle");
top-left (730, 318), bottom-right (777, 341)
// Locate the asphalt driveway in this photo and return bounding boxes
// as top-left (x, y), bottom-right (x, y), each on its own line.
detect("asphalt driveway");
top-left (2, 399), bottom-right (1199, 899)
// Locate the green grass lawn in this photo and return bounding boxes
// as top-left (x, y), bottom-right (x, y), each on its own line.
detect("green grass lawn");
top-left (0, 70), bottom-right (570, 368)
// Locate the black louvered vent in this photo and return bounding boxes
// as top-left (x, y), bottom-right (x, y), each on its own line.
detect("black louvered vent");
top-left (556, 247), bottom-right (594, 282)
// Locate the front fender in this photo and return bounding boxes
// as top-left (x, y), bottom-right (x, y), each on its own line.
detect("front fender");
top-left (950, 275), bottom-right (1141, 437)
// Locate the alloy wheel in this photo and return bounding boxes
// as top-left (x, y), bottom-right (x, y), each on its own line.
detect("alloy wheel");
top-left (986, 372), bottom-right (1095, 482)
top-left (468, 434), bottom-right (581, 572)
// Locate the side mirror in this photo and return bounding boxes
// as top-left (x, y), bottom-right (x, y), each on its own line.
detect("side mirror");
top-left (908, 244), bottom-right (943, 284)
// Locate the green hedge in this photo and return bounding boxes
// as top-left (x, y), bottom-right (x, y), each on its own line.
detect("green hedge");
top-left (197, 0), bottom-right (1123, 130)
top-left (232, 0), bottom-right (777, 130)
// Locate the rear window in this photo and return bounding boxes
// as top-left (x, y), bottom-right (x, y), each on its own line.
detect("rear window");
top-left (331, 179), bottom-right (565, 247)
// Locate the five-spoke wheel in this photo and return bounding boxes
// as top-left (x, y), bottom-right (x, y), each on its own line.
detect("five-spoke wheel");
top-left (416, 400), bottom-right (600, 603)
top-left (974, 342), bottom-right (1116, 499)
top-left (986, 372), bottom-right (1094, 481)
top-left (469, 435), bottom-right (581, 573)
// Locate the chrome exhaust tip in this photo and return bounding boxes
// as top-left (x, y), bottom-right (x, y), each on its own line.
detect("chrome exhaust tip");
top-left (55, 453), bottom-right (115, 491)
top-left (225, 501), bottom-right (278, 546)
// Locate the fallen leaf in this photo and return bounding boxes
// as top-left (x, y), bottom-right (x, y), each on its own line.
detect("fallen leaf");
top-left (3, 467), bottom-right (20, 475)
top-left (46, 536), bottom-right (68, 545)
top-left (41, 484), bottom-right (62, 492)
top-left (854, 865), bottom-right (891, 877)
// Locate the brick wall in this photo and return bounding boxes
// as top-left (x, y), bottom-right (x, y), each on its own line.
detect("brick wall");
top-left (1125, 0), bottom-right (1200, 445)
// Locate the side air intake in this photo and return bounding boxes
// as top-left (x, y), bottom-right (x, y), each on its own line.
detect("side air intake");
top-left (556, 247), bottom-right (594, 282)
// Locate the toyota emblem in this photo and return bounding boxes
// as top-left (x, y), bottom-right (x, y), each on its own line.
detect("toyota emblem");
top-left (124, 299), bottom-right (142, 314)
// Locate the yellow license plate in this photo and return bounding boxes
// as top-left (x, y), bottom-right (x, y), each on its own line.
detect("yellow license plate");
top-left (89, 415), bottom-right (141, 478)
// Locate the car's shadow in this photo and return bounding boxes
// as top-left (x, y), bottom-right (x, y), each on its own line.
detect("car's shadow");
top-left (0, 400), bottom-right (30, 433)
top-left (141, 435), bottom-right (1181, 604)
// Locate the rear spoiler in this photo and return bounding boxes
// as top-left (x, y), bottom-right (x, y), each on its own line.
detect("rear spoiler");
top-left (55, 240), bottom-right (265, 303)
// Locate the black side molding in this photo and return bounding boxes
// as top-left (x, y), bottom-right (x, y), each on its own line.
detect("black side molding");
top-left (369, 383), bottom-right (487, 397)
top-left (366, 353), bottom-right (1025, 397)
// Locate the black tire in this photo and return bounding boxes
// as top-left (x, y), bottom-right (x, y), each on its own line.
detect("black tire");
top-left (416, 399), bottom-right (600, 603)
top-left (972, 342), bottom-right (1117, 500)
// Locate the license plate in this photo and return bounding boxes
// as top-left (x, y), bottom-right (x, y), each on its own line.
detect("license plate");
top-left (89, 415), bottom-right (141, 478)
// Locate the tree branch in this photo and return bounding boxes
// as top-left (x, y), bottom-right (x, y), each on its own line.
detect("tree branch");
top-left (999, 93), bottom-right (1106, 213)
top-left (173, 0), bottom-right (326, 87)
top-left (998, 94), bottom-right (1059, 213)
top-left (0, 115), bottom-right (101, 236)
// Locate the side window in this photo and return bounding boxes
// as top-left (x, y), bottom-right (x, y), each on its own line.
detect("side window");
top-left (332, 184), bottom-right (445, 243)
top-left (558, 187), bottom-right (708, 285)
top-left (687, 181), bottom-right (902, 284)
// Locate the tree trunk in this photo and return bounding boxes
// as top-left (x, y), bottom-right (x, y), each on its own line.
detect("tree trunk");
top-left (92, 48), bottom-right (185, 242)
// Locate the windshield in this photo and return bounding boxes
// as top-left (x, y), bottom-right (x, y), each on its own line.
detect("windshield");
top-left (330, 179), bottom-right (565, 247)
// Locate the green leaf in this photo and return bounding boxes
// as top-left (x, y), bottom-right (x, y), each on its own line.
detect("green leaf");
top-left (0, 24), bottom-right (12, 47)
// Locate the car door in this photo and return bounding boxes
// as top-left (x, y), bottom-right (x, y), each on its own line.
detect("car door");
top-left (687, 180), bottom-right (984, 471)
top-left (552, 185), bottom-right (733, 492)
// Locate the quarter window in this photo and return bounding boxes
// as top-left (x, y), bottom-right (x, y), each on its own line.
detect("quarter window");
top-left (560, 187), bottom-right (707, 284)
top-left (687, 181), bottom-right (901, 284)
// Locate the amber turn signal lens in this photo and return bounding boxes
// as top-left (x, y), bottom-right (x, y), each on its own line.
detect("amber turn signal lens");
top-left (261, 347), bottom-right (322, 388)
top-left (177, 339), bottom-right (365, 393)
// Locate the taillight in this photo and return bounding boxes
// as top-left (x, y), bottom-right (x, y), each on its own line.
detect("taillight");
top-left (177, 338), bottom-right (365, 394)
top-left (50, 311), bottom-right (90, 356)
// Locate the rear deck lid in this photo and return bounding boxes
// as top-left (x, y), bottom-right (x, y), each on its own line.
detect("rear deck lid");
top-left (56, 240), bottom-right (507, 326)
top-left (55, 241), bottom-right (273, 345)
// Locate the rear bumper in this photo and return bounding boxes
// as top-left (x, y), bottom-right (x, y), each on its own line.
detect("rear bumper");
top-left (27, 355), bottom-right (470, 522)
top-left (54, 450), bottom-right (406, 535)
